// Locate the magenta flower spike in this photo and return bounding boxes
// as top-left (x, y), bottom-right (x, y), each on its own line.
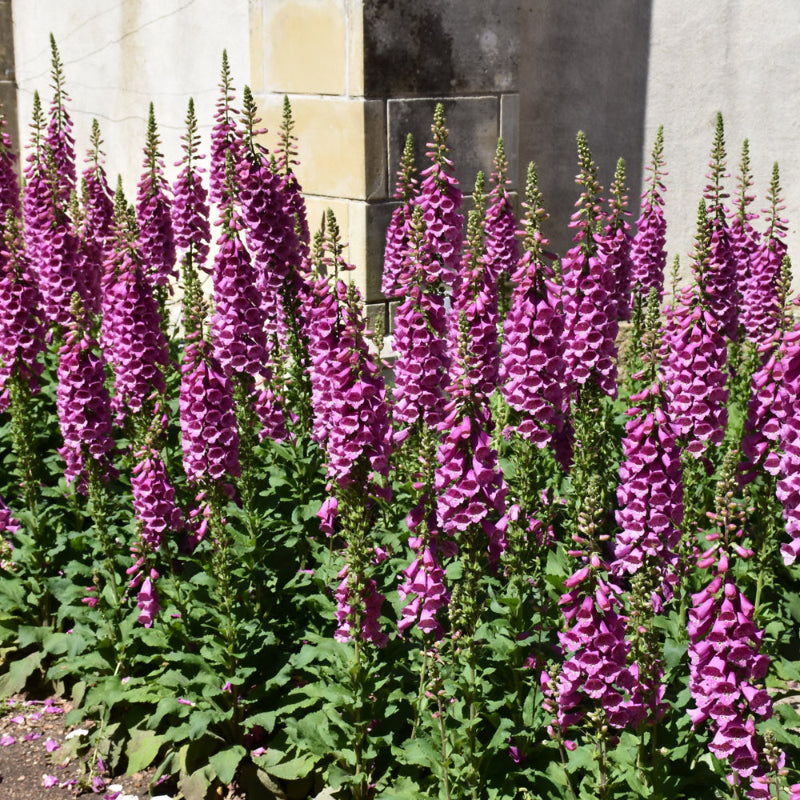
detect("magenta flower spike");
top-left (172, 99), bottom-right (211, 273)
top-left (484, 139), bottom-right (519, 287)
top-left (0, 493), bottom-right (19, 570)
top-left (500, 161), bottom-right (567, 450)
top-left (238, 86), bottom-right (303, 342)
top-left (662, 201), bottom-right (729, 457)
top-left (382, 133), bottom-right (418, 298)
top-left (417, 104), bottom-right (464, 288)
top-left (179, 336), bottom-right (241, 485)
top-left (596, 158), bottom-right (634, 322)
top-left (45, 36), bottom-right (76, 208)
top-left (702, 113), bottom-right (739, 341)
top-left (76, 121), bottom-right (115, 317)
top-left (447, 173), bottom-right (500, 401)
top-left (561, 132), bottom-right (618, 400)
top-left (743, 163), bottom-right (787, 349)
top-left (0, 216), bottom-right (47, 412)
top-left (630, 126), bottom-right (667, 302)
top-left (56, 300), bottom-right (117, 492)
top-left (22, 93), bottom-right (51, 276)
top-left (397, 537), bottom-right (449, 639)
top-left (209, 51), bottom-right (243, 211)
top-left (136, 104), bottom-right (176, 290)
top-left (390, 205), bottom-right (451, 442)
top-left (0, 109), bottom-right (20, 226)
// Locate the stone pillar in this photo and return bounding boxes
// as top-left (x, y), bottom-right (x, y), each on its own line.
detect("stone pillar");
top-left (0, 0), bottom-right (18, 157)
top-left (251, 0), bottom-right (520, 328)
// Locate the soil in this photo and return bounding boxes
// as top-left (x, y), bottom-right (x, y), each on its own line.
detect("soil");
top-left (0, 695), bottom-right (158, 800)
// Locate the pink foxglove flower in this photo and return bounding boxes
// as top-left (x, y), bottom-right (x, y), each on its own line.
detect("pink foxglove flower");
top-left (500, 162), bottom-right (567, 450)
top-left (136, 104), bottom-right (176, 290)
top-left (416, 104), bottom-right (464, 288)
top-left (742, 163), bottom-right (787, 349)
top-left (0, 222), bottom-right (47, 411)
top-left (136, 574), bottom-right (161, 629)
top-left (172, 99), bottom-right (210, 272)
top-left (484, 139), bottom-right (519, 286)
top-left (0, 109), bottom-right (20, 225)
top-left (209, 51), bottom-right (243, 210)
top-left (179, 338), bottom-right (241, 484)
top-left (702, 113), bottom-right (739, 341)
top-left (334, 567), bottom-right (388, 648)
top-left (776, 324), bottom-right (800, 564)
top-left (630, 126), bottom-right (667, 301)
top-left (44, 37), bottom-right (76, 207)
top-left (561, 133), bottom-right (618, 399)
top-left (382, 132), bottom-right (418, 298)
top-left (56, 308), bottom-right (116, 491)
top-left (131, 443), bottom-right (183, 552)
top-left (398, 543), bottom-right (448, 639)
top-left (596, 158), bottom-right (633, 322)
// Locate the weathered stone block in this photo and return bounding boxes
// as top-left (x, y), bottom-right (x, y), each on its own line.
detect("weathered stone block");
top-left (388, 96), bottom-right (500, 196)
top-left (255, 95), bottom-right (385, 200)
top-left (363, 0), bottom-right (519, 97)
top-left (500, 93), bottom-right (520, 189)
top-left (0, 1), bottom-right (13, 75)
top-left (248, 0), bottom-right (266, 95)
top-left (263, 0), bottom-right (348, 96)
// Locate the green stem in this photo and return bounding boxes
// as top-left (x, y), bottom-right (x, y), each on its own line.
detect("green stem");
top-left (411, 647), bottom-right (429, 739)
top-left (437, 693), bottom-right (452, 800)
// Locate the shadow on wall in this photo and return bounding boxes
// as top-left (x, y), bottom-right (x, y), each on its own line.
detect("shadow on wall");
top-left (519, 0), bottom-right (652, 258)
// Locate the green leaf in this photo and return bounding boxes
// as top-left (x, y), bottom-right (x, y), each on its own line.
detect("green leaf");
top-left (257, 753), bottom-right (317, 781)
top-left (126, 730), bottom-right (165, 774)
top-left (664, 637), bottom-right (687, 671)
top-left (209, 745), bottom-right (246, 785)
top-left (375, 778), bottom-right (424, 800)
top-left (178, 765), bottom-right (213, 800)
top-left (0, 651), bottom-right (42, 697)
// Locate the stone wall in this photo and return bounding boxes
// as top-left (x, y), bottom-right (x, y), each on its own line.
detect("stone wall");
top-left (251, 0), bottom-right (520, 327)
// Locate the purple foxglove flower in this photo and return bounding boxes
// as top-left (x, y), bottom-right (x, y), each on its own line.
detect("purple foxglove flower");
top-left (56, 310), bottom-right (116, 492)
top-left (238, 86), bottom-right (303, 342)
top-left (382, 133), bottom-right (418, 298)
top-left (702, 113), bottom-right (739, 341)
top-left (136, 574), bottom-right (160, 628)
top-left (179, 339), bottom-right (241, 484)
top-left (209, 51), bottom-right (243, 210)
top-left (334, 567), bottom-right (388, 648)
top-left (688, 578), bottom-right (772, 781)
top-left (136, 104), bottom-right (176, 290)
top-left (483, 139), bottom-right (519, 286)
top-left (561, 133), bottom-right (618, 400)
top-left (131, 444), bottom-right (183, 551)
top-left (0, 109), bottom-right (20, 225)
top-left (614, 404), bottom-right (683, 604)
top-left (416, 104), bottom-right (464, 288)
top-left (172, 99), bottom-right (210, 272)
top-left (323, 281), bottom-right (390, 487)
top-left (500, 162), bottom-right (567, 450)
top-left (101, 245), bottom-right (169, 425)
top-left (448, 175), bottom-right (500, 401)
top-left (596, 159), bottom-right (633, 322)
top-left (742, 163), bottom-right (787, 349)
top-left (0, 495), bottom-right (19, 537)
top-left (44, 37), bottom-right (76, 207)
top-left (0, 225), bottom-right (47, 411)
top-left (776, 324), bottom-right (800, 564)
top-left (630, 127), bottom-right (667, 302)
top-left (662, 206), bottom-right (729, 456)
top-left (435, 405), bottom-right (507, 567)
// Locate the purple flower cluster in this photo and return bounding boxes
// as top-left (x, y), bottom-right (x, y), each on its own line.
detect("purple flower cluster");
top-left (688, 577), bottom-right (771, 782)
top-left (334, 566), bottom-right (388, 648)
top-left (0, 111), bottom-right (20, 223)
top-left (209, 51), bottom-right (243, 210)
top-left (630, 127), bottom-right (667, 301)
top-left (776, 325), bottom-right (800, 564)
top-left (484, 140), bottom-right (519, 284)
top-left (131, 443), bottom-right (183, 551)
top-left (172, 99), bottom-right (211, 271)
top-left (136, 105), bottom-right (176, 289)
top-left (391, 284), bottom-right (450, 440)
top-left (663, 289), bottom-right (728, 456)
top-left (398, 539), bottom-right (448, 639)
top-left (179, 339), bottom-right (241, 484)
top-left (382, 133), bottom-right (417, 298)
top-left (557, 566), bottom-right (644, 731)
top-left (56, 316), bottom-right (116, 491)
top-left (614, 403), bottom-right (683, 605)
top-left (323, 281), bottom-right (390, 487)
top-left (501, 164), bottom-right (566, 448)
top-left (135, 574), bottom-right (161, 629)
top-left (435, 408), bottom-right (507, 567)
top-left (102, 248), bottom-right (169, 424)
top-left (0, 236), bottom-right (47, 411)
top-left (417, 104), bottom-right (464, 288)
